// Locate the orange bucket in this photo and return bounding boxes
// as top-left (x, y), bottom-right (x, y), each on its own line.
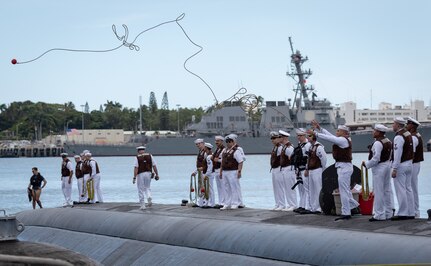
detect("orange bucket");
top-left (359, 192), bottom-right (374, 215)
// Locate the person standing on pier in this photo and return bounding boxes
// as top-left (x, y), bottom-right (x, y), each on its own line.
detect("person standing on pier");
top-left (202, 142), bottom-right (215, 208)
top-left (28, 167), bottom-right (47, 209)
top-left (269, 131), bottom-right (284, 211)
top-left (362, 124), bottom-right (394, 221)
top-left (311, 120), bottom-right (359, 221)
top-left (133, 146), bottom-right (159, 210)
top-left (74, 155), bottom-right (85, 203)
top-left (220, 134), bottom-right (245, 210)
top-left (406, 117), bottom-right (424, 218)
top-left (191, 138), bottom-right (207, 207)
top-left (212, 136), bottom-right (226, 208)
top-left (60, 153), bottom-right (74, 207)
top-left (390, 117), bottom-right (415, 220)
top-left (81, 150), bottom-right (91, 202)
top-left (305, 130), bottom-right (327, 214)
top-left (85, 152), bottom-right (103, 204)
top-left (292, 128), bottom-right (311, 214)
top-left (278, 130), bottom-right (296, 211)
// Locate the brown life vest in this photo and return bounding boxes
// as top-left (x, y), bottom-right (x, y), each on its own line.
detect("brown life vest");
top-left (61, 159), bottom-right (71, 176)
top-left (280, 142), bottom-right (292, 168)
top-left (412, 132), bottom-right (424, 163)
top-left (391, 129), bottom-right (413, 163)
top-left (222, 145), bottom-right (239, 170)
top-left (212, 145), bottom-right (224, 171)
top-left (270, 145), bottom-right (281, 168)
top-left (137, 154), bottom-right (152, 173)
top-left (308, 143), bottom-right (322, 170)
top-left (196, 150), bottom-right (205, 168)
top-left (368, 137), bottom-right (392, 163)
top-left (75, 161), bottom-right (84, 178)
top-left (332, 137), bottom-right (352, 163)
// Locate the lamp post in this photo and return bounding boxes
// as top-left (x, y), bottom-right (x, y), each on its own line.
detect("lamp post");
top-left (176, 104), bottom-right (181, 134)
top-left (65, 120), bottom-right (72, 142)
top-left (80, 105), bottom-right (85, 144)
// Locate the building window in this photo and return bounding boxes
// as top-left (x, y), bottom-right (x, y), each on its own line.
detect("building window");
top-left (229, 116), bottom-right (234, 122)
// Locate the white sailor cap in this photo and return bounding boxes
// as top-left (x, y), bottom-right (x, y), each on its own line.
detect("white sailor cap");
top-left (204, 142), bottom-right (213, 149)
top-left (215, 135), bottom-right (225, 141)
top-left (270, 131), bottom-right (279, 138)
top-left (84, 152), bottom-right (92, 157)
top-left (194, 138), bottom-right (204, 144)
top-left (74, 155), bottom-right (81, 159)
top-left (278, 130), bottom-right (290, 137)
top-left (394, 117), bottom-right (406, 125)
top-left (337, 125), bottom-right (350, 132)
top-left (295, 128), bottom-right (307, 136)
top-left (82, 150), bottom-right (90, 154)
top-left (60, 153), bottom-right (68, 157)
top-left (407, 117), bottom-right (421, 126)
top-left (136, 146), bottom-right (146, 150)
top-left (374, 124), bottom-right (389, 133)
top-left (225, 133), bottom-right (238, 140)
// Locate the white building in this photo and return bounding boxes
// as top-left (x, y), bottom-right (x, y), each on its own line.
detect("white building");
top-left (340, 100), bottom-right (428, 125)
top-left (65, 129), bottom-right (125, 145)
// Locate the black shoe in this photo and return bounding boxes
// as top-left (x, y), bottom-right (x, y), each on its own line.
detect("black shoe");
top-left (351, 207), bottom-right (361, 215)
top-left (214, 205), bottom-right (223, 209)
top-left (311, 211), bottom-right (321, 215)
top-left (238, 205), bottom-right (245, 208)
top-left (95, 201), bottom-right (100, 203)
top-left (391, 215), bottom-right (409, 221)
top-left (293, 207), bottom-right (305, 213)
top-left (201, 206), bottom-right (210, 209)
top-left (407, 216), bottom-right (415, 220)
top-left (335, 215), bottom-right (351, 221)
top-left (191, 203), bottom-right (199, 207)
top-left (369, 217), bottom-right (384, 222)
top-left (299, 209), bottom-right (313, 215)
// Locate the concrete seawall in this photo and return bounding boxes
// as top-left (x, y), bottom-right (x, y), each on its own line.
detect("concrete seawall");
top-left (16, 203), bottom-right (431, 265)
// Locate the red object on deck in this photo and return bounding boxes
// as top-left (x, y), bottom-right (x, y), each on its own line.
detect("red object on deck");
top-left (11, 59), bottom-right (17, 64)
top-left (359, 192), bottom-right (374, 215)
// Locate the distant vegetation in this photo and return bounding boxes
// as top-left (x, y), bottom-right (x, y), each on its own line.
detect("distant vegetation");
top-left (0, 93), bottom-right (205, 141)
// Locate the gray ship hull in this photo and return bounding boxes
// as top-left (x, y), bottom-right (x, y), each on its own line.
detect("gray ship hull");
top-left (63, 126), bottom-right (431, 156)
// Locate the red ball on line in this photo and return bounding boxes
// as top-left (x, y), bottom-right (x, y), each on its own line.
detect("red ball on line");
top-left (11, 59), bottom-right (17, 64)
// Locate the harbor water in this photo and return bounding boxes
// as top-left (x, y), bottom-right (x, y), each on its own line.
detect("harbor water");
top-left (1, 153), bottom-right (431, 217)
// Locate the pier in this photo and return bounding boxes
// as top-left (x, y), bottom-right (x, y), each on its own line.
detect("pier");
top-left (0, 146), bottom-right (64, 158)
top-left (15, 203), bottom-right (431, 265)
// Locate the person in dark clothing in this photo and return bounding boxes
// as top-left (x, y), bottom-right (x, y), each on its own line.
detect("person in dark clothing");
top-left (28, 167), bottom-right (47, 209)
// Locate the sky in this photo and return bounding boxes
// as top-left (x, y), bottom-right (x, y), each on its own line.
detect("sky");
top-left (1, 0), bottom-right (430, 111)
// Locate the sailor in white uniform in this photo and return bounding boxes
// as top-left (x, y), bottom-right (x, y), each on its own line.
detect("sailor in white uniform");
top-left (304, 131), bottom-right (327, 214)
top-left (406, 117), bottom-right (424, 218)
top-left (391, 117), bottom-right (415, 220)
top-left (212, 136), bottom-right (226, 208)
top-left (60, 153), bottom-right (74, 207)
top-left (362, 124), bottom-right (394, 221)
top-left (202, 142), bottom-right (215, 208)
top-left (192, 138), bottom-right (207, 207)
top-left (269, 131), bottom-right (284, 211)
top-left (133, 146), bottom-right (159, 210)
top-left (278, 130), bottom-right (296, 211)
top-left (86, 152), bottom-right (103, 203)
top-left (293, 128), bottom-right (311, 213)
top-left (220, 134), bottom-right (245, 210)
top-left (311, 120), bottom-right (359, 220)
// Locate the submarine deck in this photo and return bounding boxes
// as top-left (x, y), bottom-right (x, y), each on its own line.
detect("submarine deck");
top-left (16, 203), bottom-right (431, 265)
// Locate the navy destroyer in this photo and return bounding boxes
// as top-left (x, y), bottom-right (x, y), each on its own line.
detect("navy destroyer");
top-left (63, 38), bottom-right (431, 156)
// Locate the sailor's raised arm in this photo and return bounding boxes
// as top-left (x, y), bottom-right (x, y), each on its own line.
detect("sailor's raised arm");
top-left (315, 130), bottom-right (349, 148)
